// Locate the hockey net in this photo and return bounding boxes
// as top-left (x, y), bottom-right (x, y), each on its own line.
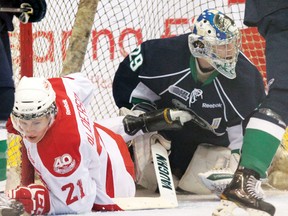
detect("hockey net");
top-left (7, 0), bottom-right (282, 190)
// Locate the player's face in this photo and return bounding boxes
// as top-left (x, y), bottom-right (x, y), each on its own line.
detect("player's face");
top-left (18, 116), bottom-right (51, 143)
top-left (212, 43), bottom-right (236, 60)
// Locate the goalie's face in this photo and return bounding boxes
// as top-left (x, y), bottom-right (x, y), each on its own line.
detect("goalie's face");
top-left (212, 43), bottom-right (237, 60)
top-left (188, 9), bottom-right (241, 79)
top-left (17, 116), bottom-right (51, 143)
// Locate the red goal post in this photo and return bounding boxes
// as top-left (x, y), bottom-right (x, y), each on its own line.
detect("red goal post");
top-left (7, 0), bottom-right (268, 189)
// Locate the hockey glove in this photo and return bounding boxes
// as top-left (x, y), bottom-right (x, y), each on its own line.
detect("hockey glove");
top-left (198, 151), bottom-right (240, 197)
top-left (18, 0), bottom-right (47, 23)
top-left (8, 184), bottom-right (50, 215)
top-left (123, 108), bottom-right (193, 135)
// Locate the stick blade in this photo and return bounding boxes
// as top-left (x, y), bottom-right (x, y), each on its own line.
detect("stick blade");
top-left (151, 142), bottom-right (178, 204)
top-left (112, 142), bottom-right (178, 210)
top-left (113, 196), bottom-right (178, 210)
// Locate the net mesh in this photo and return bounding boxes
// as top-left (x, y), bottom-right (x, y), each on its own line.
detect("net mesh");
top-left (7, 0), bottom-right (269, 187)
top-left (10, 0), bottom-right (266, 120)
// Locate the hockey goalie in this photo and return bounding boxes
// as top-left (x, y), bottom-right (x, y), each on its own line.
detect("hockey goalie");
top-left (112, 9), bottom-right (266, 196)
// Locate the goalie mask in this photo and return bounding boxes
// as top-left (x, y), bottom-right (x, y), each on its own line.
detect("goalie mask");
top-left (188, 9), bottom-right (241, 79)
top-left (12, 76), bottom-right (57, 121)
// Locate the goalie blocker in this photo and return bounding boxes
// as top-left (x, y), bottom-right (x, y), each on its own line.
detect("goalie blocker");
top-left (123, 108), bottom-right (193, 135)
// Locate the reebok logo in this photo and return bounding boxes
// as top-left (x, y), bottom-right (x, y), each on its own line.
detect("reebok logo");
top-left (202, 103), bottom-right (222, 108)
top-left (62, 99), bottom-right (71, 115)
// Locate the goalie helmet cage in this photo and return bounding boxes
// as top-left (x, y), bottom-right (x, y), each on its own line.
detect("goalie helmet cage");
top-left (8, 0), bottom-right (266, 187)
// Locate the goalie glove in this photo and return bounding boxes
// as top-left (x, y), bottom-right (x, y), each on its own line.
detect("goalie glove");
top-left (198, 151), bottom-right (240, 197)
top-left (8, 184), bottom-right (50, 215)
top-left (123, 108), bottom-right (193, 135)
top-left (198, 168), bottom-right (234, 197)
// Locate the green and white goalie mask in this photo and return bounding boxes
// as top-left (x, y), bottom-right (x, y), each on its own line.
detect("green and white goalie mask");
top-left (188, 9), bottom-right (241, 79)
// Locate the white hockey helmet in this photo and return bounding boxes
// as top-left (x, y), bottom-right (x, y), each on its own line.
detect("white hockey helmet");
top-left (12, 76), bottom-right (57, 120)
top-left (188, 9), bottom-right (241, 79)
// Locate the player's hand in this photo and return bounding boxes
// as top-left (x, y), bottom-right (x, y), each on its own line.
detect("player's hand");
top-left (18, 0), bottom-right (47, 23)
top-left (123, 108), bottom-right (193, 135)
top-left (168, 109), bottom-right (193, 125)
top-left (8, 184), bottom-right (50, 215)
top-left (18, 3), bottom-right (32, 24)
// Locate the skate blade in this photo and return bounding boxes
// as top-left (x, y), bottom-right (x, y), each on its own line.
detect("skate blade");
top-left (212, 200), bottom-right (273, 216)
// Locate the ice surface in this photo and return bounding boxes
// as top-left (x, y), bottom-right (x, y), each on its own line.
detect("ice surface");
top-left (65, 186), bottom-right (288, 216)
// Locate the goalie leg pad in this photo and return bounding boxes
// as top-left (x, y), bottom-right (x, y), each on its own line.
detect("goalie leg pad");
top-left (119, 107), bottom-right (159, 191)
top-left (133, 133), bottom-right (172, 191)
top-left (268, 143), bottom-right (288, 190)
top-left (177, 144), bottom-right (231, 195)
top-left (132, 132), bottom-right (157, 191)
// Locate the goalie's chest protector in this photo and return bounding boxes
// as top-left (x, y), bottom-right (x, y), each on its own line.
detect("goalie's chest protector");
top-left (137, 36), bottom-right (263, 135)
top-left (160, 74), bottom-right (230, 133)
top-left (141, 69), bottom-right (240, 135)
top-left (138, 38), bottom-right (232, 134)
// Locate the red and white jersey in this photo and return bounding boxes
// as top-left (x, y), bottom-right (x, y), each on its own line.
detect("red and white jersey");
top-left (12, 73), bottom-right (136, 214)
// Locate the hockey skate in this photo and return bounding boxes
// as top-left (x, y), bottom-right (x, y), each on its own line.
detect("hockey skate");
top-left (0, 192), bottom-right (24, 216)
top-left (212, 167), bottom-right (275, 216)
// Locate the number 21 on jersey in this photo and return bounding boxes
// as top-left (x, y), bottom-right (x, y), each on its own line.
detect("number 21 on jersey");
top-left (62, 179), bottom-right (85, 205)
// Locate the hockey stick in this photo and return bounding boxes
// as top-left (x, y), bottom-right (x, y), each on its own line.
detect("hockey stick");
top-left (61, 0), bottom-right (99, 76)
top-left (0, 5), bottom-right (33, 24)
top-left (113, 142), bottom-right (178, 210)
top-left (0, 6), bottom-right (32, 14)
top-left (172, 99), bottom-right (225, 136)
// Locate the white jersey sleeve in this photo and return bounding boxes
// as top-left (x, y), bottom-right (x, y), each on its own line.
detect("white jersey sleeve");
top-left (62, 72), bottom-right (95, 107)
top-left (227, 123), bottom-right (243, 151)
top-left (96, 116), bottom-right (144, 143)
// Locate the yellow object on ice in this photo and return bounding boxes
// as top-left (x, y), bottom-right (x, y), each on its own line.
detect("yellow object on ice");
top-left (281, 127), bottom-right (288, 151)
top-left (7, 133), bottom-right (22, 168)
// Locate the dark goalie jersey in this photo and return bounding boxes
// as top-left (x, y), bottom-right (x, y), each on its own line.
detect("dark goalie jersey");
top-left (112, 33), bottom-right (265, 170)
